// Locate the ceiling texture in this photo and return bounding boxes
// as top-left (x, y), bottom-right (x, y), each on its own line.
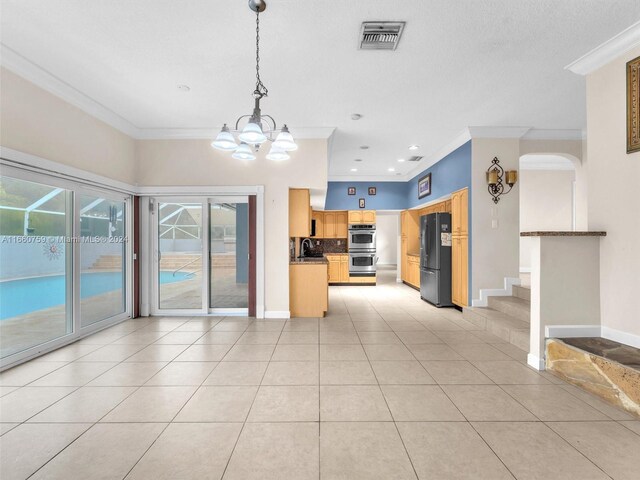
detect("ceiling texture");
top-left (2, 0), bottom-right (640, 180)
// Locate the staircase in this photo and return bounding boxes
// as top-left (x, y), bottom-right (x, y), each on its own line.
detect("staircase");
top-left (463, 285), bottom-right (530, 351)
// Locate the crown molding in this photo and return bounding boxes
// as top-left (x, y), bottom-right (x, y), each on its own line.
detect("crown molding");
top-left (1, 44), bottom-right (335, 141)
top-left (520, 155), bottom-right (575, 171)
top-left (1, 44), bottom-right (140, 137)
top-left (467, 126), bottom-right (532, 138)
top-left (521, 128), bottom-right (585, 141)
top-left (566, 20), bottom-right (640, 75)
top-left (136, 126), bottom-right (335, 140)
top-left (327, 174), bottom-right (407, 182)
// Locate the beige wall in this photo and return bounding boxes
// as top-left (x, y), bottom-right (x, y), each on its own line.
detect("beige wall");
top-left (0, 68), bottom-right (136, 184)
top-left (471, 138), bottom-right (521, 300)
top-left (519, 169), bottom-right (575, 270)
top-left (136, 139), bottom-right (328, 313)
top-left (587, 45), bottom-right (640, 338)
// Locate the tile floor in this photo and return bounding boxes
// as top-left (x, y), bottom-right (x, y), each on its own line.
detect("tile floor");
top-left (1, 269), bottom-right (638, 479)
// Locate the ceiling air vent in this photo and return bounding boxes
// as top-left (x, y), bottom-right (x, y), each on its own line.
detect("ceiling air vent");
top-left (359, 22), bottom-right (405, 50)
top-left (407, 156), bottom-right (423, 162)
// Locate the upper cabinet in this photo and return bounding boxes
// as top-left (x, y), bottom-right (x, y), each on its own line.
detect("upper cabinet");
top-left (312, 210), bottom-right (324, 238)
top-left (348, 210), bottom-right (376, 224)
top-left (314, 211), bottom-right (347, 239)
top-left (289, 189), bottom-right (311, 237)
top-left (335, 212), bottom-right (348, 238)
top-left (451, 188), bottom-right (468, 236)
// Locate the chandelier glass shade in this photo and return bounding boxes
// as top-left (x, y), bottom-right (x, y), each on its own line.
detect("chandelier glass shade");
top-left (231, 143), bottom-right (256, 161)
top-left (212, 1), bottom-right (297, 160)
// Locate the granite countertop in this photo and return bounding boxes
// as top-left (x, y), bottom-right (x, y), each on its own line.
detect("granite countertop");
top-left (289, 257), bottom-right (329, 265)
top-left (520, 231), bottom-right (607, 237)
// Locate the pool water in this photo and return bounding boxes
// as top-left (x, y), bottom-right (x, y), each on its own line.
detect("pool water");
top-left (0, 271), bottom-right (191, 320)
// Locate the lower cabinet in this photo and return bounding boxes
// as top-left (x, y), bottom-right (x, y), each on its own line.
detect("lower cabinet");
top-left (452, 235), bottom-right (468, 307)
top-left (327, 255), bottom-right (349, 284)
top-left (289, 263), bottom-right (328, 317)
top-left (406, 255), bottom-right (420, 289)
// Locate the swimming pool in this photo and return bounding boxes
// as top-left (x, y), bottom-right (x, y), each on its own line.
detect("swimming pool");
top-left (0, 271), bottom-right (191, 320)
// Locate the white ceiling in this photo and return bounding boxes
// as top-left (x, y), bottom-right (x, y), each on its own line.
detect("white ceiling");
top-left (2, 0), bottom-right (639, 180)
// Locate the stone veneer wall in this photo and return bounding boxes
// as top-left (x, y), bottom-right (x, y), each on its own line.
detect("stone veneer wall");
top-left (546, 339), bottom-right (640, 418)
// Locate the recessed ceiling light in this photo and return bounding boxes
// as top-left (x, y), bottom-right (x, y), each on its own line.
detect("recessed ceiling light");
top-left (354, 158), bottom-right (363, 162)
top-left (397, 158), bottom-right (405, 162)
top-left (177, 84), bottom-right (191, 92)
top-left (388, 167), bottom-right (395, 172)
top-left (351, 113), bottom-right (363, 120)
top-left (408, 144), bottom-right (419, 150)
top-left (350, 168), bottom-right (358, 172)
top-left (360, 145), bottom-right (369, 150)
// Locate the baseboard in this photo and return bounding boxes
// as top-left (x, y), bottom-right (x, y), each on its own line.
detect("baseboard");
top-left (602, 326), bottom-right (640, 349)
top-left (527, 353), bottom-right (545, 371)
top-left (545, 325), bottom-right (602, 338)
top-left (471, 277), bottom-right (521, 307)
top-left (264, 310), bottom-right (291, 319)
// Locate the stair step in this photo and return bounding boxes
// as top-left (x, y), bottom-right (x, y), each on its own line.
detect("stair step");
top-left (512, 285), bottom-right (530, 302)
top-left (463, 306), bottom-right (529, 352)
top-left (487, 295), bottom-right (530, 323)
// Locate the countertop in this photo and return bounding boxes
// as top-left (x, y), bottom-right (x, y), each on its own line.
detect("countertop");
top-left (289, 257), bottom-right (329, 265)
top-left (324, 252), bottom-right (349, 256)
top-left (520, 231), bottom-right (606, 237)
top-left (407, 252), bottom-right (420, 257)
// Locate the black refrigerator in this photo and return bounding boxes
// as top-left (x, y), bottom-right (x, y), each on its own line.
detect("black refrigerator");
top-left (419, 213), bottom-right (453, 307)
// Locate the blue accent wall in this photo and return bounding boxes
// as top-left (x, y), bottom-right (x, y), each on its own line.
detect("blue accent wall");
top-left (324, 181), bottom-right (407, 210)
top-left (236, 203), bottom-right (248, 284)
top-left (405, 141), bottom-right (472, 209)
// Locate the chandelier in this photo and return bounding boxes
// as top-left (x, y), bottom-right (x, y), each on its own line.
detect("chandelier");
top-left (211, 0), bottom-right (297, 161)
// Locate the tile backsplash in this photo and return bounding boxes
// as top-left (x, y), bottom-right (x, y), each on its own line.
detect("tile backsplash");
top-left (297, 238), bottom-right (348, 254)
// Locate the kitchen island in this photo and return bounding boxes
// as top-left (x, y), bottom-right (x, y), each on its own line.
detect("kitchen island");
top-left (289, 257), bottom-right (328, 317)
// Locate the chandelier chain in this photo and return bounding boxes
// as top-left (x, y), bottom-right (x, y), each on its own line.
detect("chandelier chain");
top-left (255, 11), bottom-right (268, 98)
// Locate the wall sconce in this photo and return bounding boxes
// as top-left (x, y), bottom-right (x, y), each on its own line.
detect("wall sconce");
top-left (486, 156), bottom-right (517, 204)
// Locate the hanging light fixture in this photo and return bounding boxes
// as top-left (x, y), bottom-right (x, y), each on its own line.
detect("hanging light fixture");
top-left (212, 0), bottom-right (297, 160)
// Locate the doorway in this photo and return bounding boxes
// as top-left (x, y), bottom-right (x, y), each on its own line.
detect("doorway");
top-left (150, 196), bottom-right (256, 316)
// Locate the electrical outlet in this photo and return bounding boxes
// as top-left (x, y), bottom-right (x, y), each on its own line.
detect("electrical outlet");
top-left (337, 240), bottom-right (341, 245)
top-left (491, 219), bottom-right (499, 229)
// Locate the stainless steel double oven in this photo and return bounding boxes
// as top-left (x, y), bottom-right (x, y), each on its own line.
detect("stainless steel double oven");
top-left (348, 224), bottom-right (377, 277)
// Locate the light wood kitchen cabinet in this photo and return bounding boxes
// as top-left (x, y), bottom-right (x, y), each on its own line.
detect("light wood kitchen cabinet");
top-left (335, 212), bottom-right (348, 238)
top-left (312, 210), bottom-right (324, 238)
top-left (327, 256), bottom-right (341, 283)
top-left (406, 255), bottom-right (420, 289)
top-left (290, 263), bottom-right (328, 317)
top-left (324, 212), bottom-right (336, 238)
top-left (451, 188), bottom-right (468, 236)
top-left (340, 255), bottom-right (349, 282)
top-left (289, 188), bottom-right (311, 237)
top-left (452, 235), bottom-right (468, 307)
top-left (327, 254), bottom-right (349, 284)
top-left (322, 211), bottom-right (347, 239)
top-left (348, 210), bottom-right (376, 224)
top-left (401, 237), bottom-right (408, 283)
top-left (348, 210), bottom-right (361, 224)
top-left (362, 210), bottom-right (376, 223)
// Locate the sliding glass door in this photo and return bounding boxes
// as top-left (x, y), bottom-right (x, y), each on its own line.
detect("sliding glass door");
top-left (79, 193), bottom-right (127, 326)
top-left (209, 197), bottom-right (249, 310)
top-left (0, 175), bottom-right (73, 358)
top-left (156, 201), bottom-right (203, 310)
top-left (150, 196), bottom-right (253, 315)
top-left (0, 166), bottom-right (131, 366)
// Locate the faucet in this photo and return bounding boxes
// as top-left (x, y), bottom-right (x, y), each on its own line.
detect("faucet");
top-left (300, 238), bottom-right (313, 258)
